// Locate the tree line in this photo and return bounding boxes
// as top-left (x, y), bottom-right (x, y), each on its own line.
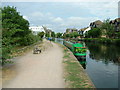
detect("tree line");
top-left (1, 6), bottom-right (41, 65)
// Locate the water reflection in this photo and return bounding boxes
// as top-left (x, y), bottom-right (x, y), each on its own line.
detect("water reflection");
top-left (85, 42), bottom-right (120, 65)
top-left (85, 42), bottom-right (119, 88)
top-left (55, 38), bottom-right (63, 45)
top-left (76, 57), bottom-right (86, 69)
top-left (55, 38), bottom-right (119, 88)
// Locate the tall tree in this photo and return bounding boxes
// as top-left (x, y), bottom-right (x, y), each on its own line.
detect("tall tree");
top-left (38, 32), bottom-right (45, 38)
top-left (51, 31), bottom-right (55, 37)
top-left (86, 28), bottom-right (101, 38)
top-left (56, 33), bottom-right (62, 38)
top-left (1, 6), bottom-right (39, 64)
top-left (101, 19), bottom-right (115, 38)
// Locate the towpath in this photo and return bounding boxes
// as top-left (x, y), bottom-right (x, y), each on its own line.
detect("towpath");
top-left (3, 39), bottom-right (65, 88)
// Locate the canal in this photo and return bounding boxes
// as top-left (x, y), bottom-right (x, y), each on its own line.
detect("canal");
top-left (55, 38), bottom-right (120, 88)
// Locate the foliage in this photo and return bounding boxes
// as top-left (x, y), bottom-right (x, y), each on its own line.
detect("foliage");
top-left (19, 33), bottom-right (40, 46)
top-left (85, 28), bottom-right (101, 38)
top-left (38, 31), bottom-right (45, 38)
top-left (116, 32), bottom-right (120, 38)
top-left (56, 32), bottom-right (63, 38)
top-left (2, 6), bottom-right (40, 65)
top-left (100, 19), bottom-right (115, 38)
top-left (51, 31), bottom-right (55, 37)
top-left (63, 32), bottom-right (79, 39)
top-left (71, 32), bottom-right (79, 38)
top-left (45, 33), bottom-right (50, 37)
top-left (85, 19), bottom-right (119, 39)
top-left (63, 34), bottom-right (69, 38)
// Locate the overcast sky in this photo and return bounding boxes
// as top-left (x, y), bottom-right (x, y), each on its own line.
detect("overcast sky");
top-left (2, 0), bottom-right (119, 32)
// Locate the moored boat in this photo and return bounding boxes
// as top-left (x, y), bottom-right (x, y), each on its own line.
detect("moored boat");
top-left (63, 40), bottom-right (86, 59)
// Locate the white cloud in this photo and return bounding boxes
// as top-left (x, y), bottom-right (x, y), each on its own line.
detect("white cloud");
top-left (30, 12), bottom-right (44, 17)
top-left (76, 2), bottom-right (118, 19)
top-left (62, 17), bottom-right (100, 28)
top-left (23, 15), bottom-right (29, 20)
top-left (52, 17), bottom-right (63, 23)
top-left (27, 11), bottom-right (109, 32)
top-left (71, 1), bottom-right (118, 20)
top-left (44, 16), bottom-right (100, 32)
top-left (16, 1), bottom-right (118, 32)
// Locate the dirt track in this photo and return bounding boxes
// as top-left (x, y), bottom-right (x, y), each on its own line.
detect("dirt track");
top-left (3, 39), bottom-right (65, 88)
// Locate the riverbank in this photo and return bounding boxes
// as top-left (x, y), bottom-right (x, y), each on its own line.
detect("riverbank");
top-left (58, 43), bottom-right (95, 88)
top-left (55, 38), bottom-right (119, 88)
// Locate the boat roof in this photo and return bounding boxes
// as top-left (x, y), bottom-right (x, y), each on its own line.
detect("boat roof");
top-left (64, 41), bottom-right (84, 47)
top-left (73, 43), bottom-right (84, 47)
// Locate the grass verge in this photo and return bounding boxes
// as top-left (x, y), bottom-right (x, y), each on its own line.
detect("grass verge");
top-left (59, 44), bottom-right (95, 88)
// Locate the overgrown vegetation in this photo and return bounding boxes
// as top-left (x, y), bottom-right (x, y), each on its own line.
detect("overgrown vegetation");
top-left (85, 28), bottom-right (101, 38)
top-left (63, 32), bottom-right (80, 39)
top-left (1, 6), bottom-right (41, 65)
top-left (56, 32), bottom-right (63, 38)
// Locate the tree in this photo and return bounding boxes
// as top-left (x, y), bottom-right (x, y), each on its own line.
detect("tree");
top-left (2, 6), bottom-right (30, 38)
top-left (45, 33), bottom-right (50, 37)
top-left (116, 32), bottom-right (120, 38)
top-left (38, 32), bottom-right (45, 38)
top-left (72, 32), bottom-right (79, 38)
top-left (1, 6), bottom-right (40, 65)
top-left (56, 33), bottom-right (62, 38)
top-left (2, 6), bottom-right (33, 45)
top-left (86, 28), bottom-right (101, 38)
top-left (51, 31), bottom-right (55, 37)
top-left (100, 19), bottom-right (115, 38)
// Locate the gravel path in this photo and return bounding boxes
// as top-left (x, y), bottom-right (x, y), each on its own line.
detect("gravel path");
top-left (3, 39), bottom-right (65, 88)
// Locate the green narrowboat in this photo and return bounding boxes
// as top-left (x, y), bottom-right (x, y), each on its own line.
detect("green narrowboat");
top-left (63, 40), bottom-right (86, 58)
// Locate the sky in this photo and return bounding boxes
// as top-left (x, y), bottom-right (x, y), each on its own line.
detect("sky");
top-left (2, 0), bottom-right (119, 33)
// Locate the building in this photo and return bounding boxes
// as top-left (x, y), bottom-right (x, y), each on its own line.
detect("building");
top-left (109, 18), bottom-right (120, 32)
top-left (65, 28), bottom-right (78, 34)
top-left (42, 26), bottom-right (53, 37)
top-left (78, 27), bottom-right (91, 37)
top-left (29, 26), bottom-right (45, 35)
top-left (90, 20), bottom-right (103, 28)
top-left (83, 27), bottom-right (91, 35)
top-left (78, 27), bottom-right (89, 35)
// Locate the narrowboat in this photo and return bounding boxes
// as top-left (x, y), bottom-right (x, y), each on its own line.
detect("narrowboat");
top-left (63, 40), bottom-right (86, 59)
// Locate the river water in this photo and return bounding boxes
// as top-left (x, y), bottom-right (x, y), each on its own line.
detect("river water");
top-left (55, 38), bottom-right (120, 88)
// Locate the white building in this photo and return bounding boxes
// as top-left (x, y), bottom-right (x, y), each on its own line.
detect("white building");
top-left (29, 26), bottom-right (45, 35)
top-left (83, 27), bottom-right (91, 37)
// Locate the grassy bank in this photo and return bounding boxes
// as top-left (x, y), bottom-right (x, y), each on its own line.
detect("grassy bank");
top-left (82, 38), bottom-right (120, 45)
top-left (58, 43), bottom-right (95, 88)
